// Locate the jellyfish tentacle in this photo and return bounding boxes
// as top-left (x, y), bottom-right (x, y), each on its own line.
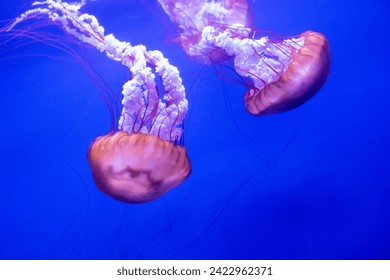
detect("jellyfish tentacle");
top-left (10, 0), bottom-right (188, 142)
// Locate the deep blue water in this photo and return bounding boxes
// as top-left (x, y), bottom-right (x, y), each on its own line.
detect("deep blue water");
top-left (0, 0), bottom-right (389, 260)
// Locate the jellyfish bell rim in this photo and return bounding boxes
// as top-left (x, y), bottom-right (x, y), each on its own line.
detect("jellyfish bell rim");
top-left (87, 131), bottom-right (191, 204)
top-left (244, 30), bottom-right (331, 116)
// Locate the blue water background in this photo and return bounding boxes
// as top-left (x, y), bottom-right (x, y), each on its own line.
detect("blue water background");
top-left (0, 0), bottom-right (389, 259)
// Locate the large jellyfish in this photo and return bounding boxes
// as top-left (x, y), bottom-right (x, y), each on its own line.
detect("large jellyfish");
top-left (6, 0), bottom-right (191, 203)
top-left (157, 0), bottom-right (331, 115)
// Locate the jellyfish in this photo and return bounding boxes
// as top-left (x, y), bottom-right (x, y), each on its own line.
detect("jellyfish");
top-left (157, 0), bottom-right (331, 115)
top-left (7, 0), bottom-right (191, 203)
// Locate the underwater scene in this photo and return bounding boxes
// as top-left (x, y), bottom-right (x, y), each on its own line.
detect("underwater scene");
top-left (0, 0), bottom-right (389, 259)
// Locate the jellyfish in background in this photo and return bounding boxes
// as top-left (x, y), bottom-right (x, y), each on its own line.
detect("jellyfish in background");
top-left (157, 0), bottom-right (331, 115)
top-left (6, 0), bottom-right (191, 203)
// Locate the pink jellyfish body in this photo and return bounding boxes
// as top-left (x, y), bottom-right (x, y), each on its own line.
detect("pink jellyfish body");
top-left (157, 0), bottom-right (331, 115)
top-left (7, 0), bottom-right (191, 203)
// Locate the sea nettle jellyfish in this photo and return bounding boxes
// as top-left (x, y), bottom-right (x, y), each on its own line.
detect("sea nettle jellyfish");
top-left (157, 0), bottom-right (331, 115)
top-left (6, 0), bottom-right (191, 203)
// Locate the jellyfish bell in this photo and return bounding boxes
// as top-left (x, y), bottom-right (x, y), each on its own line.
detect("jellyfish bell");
top-left (244, 30), bottom-right (331, 115)
top-left (88, 132), bottom-right (191, 204)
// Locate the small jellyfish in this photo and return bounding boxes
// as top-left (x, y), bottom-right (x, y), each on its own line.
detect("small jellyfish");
top-left (157, 0), bottom-right (331, 115)
top-left (7, 0), bottom-right (191, 203)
